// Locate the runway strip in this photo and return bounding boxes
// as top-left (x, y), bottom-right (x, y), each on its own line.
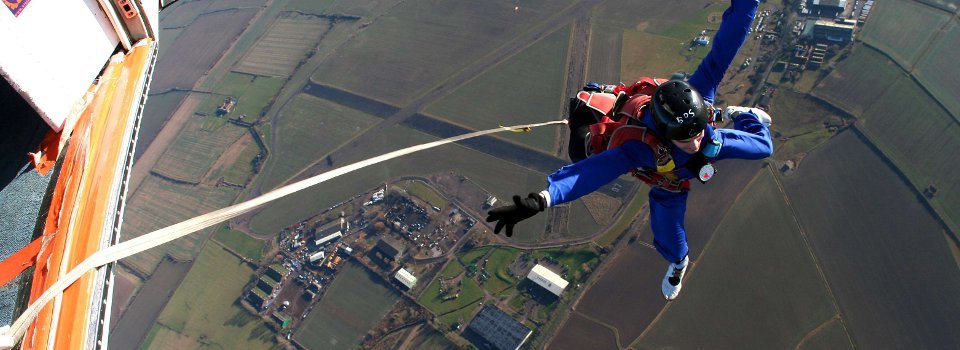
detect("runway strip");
top-left (0, 120), bottom-right (567, 348)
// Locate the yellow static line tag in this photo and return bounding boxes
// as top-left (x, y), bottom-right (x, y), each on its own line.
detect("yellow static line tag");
top-left (500, 124), bottom-right (532, 132)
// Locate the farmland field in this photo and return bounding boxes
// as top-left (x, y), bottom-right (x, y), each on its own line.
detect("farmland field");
top-left (858, 0), bottom-right (950, 68)
top-left (158, 0), bottom-right (211, 29)
top-left (145, 244), bottom-right (277, 350)
top-left (207, 132), bottom-right (260, 184)
top-left (136, 91), bottom-right (188, 159)
top-left (311, 0), bottom-right (577, 106)
top-left (150, 9), bottom-right (258, 93)
top-left (109, 259), bottom-right (191, 349)
top-left (813, 46), bottom-right (904, 116)
top-left (593, 0), bottom-right (715, 34)
top-left (566, 244), bottom-right (667, 342)
top-left (196, 72), bottom-right (285, 129)
top-left (248, 124), bottom-right (550, 242)
top-left (586, 23), bottom-right (623, 83)
top-left (213, 226), bottom-right (265, 261)
top-left (799, 318), bottom-right (854, 350)
top-left (547, 313), bottom-right (619, 350)
top-left (620, 31), bottom-right (691, 81)
top-left (258, 93), bottom-right (380, 191)
top-left (120, 176), bottom-right (238, 275)
top-left (914, 19), bottom-right (960, 119)
top-left (635, 170), bottom-right (838, 349)
top-left (234, 14), bottom-right (331, 77)
top-left (766, 90), bottom-right (846, 160)
top-left (285, 0), bottom-right (335, 13)
top-left (397, 179), bottom-right (447, 209)
top-left (152, 118), bottom-right (248, 183)
top-left (857, 78), bottom-right (960, 232)
top-left (423, 25), bottom-right (569, 154)
top-left (781, 130), bottom-right (960, 349)
top-left (294, 261), bottom-right (400, 350)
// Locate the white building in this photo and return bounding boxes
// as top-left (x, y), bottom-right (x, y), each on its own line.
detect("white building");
top-left (309, 251), bottom-right (325, 263)
top-left (394, 268), bottom-right (417, 289)
top-left (315, 231), bottom-right (342, 246)
top-left (526, 264), bottom-right (569, 297)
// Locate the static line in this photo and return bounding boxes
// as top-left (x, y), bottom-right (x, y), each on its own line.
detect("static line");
top-left (0, 119), bottom-right (567, 349)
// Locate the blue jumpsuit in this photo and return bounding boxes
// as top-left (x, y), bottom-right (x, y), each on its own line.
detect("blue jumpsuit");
top-left (544, 0), bottom-right (772, 263)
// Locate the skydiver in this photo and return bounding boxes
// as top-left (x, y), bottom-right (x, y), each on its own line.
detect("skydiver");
top-left (486, 0), bottom-right (773, 300)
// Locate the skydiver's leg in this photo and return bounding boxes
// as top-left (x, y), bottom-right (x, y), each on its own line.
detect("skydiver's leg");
top-left (649, 187), bottom-right (691, 299)
top-left (648, 188), bottom-right (689, 264)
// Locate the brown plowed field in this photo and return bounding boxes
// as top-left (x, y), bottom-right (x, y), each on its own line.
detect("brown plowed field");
top-left (546, 313), bottom-right (619, 350)
top-left (781, 129), bottom-right (960, 348)
top-left (567, 243), bottom-right (667, 342)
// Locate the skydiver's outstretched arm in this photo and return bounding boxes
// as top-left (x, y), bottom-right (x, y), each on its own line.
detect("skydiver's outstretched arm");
top-left (688, 0), bottom-right (759, 104)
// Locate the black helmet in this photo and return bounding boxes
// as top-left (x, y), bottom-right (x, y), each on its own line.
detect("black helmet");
top-left (651, 80), bottom-right (710, 140)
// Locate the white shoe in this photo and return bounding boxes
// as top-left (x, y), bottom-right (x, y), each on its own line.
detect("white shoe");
top-left (661, 256), bottom-right (689, 300)
top-left (723, 106), bottom-right (771, 127)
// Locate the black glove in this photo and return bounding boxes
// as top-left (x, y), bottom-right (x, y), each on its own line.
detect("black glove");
top-left (485, 193), bottom-right (546, 237)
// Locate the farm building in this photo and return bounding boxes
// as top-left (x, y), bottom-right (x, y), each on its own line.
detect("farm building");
top-left (375, 236), bottom-right (405, 261)
top-left (465, 305), bottom-right (532, 350)
top-left (526, 264), bottom-right (569, 297)
top-left (314, 231), bottom-right (342, 247)
top-left (258, 276), bottom-right (279, 294)
top-left (803, 19), bottom-right (855, 44)
top-left (309, 251), bottom-right (325, 263)
top-left (247, 288), bottom-right (270, 310)
top-left (807, 0), bottom-right (845, 18)
top-left (394, 268), bottom-right (417, 289)
top-left (266, 263), bottom-right (289, 281)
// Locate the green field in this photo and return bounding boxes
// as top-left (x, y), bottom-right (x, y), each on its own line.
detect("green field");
top-left (859, 0), bottom-right (950, 68)
top-left (248, 124), bottom-right (550, 241)
top-left (146, 244), bottom-right (277, 350)
top-left (311, 0), bottom-right (576, 106)
top-left (914, 20), bottom-right (960, 119)
top-left (424, 25), bottom-right (570, 154)
top-left (258, 93), bottom-right (381, 191)
top-left (813, 46), bottom-right (905, 115)
top-left (858, 78), bottom-right (960, 232)
top-left (234, 14), bottom-right (330, 77)
top-left (620, 31), bottom-right (691, 81)
top-left (213, 226), bottom-right (265, 261)
top-left (294, 261), bottom-right (400, 350)
top-left (530, 245), bottom-right (601, 285)
top-left (418, 259), bottom-right (484, 326)
top-left (199, 73), bottom-right (286, 130)
top-left (397, 179), bottom-right (448, 209)
top-left (120, 177), bottom-right (238, 275)
top-left (480, 247), bottom-right (521, 293)
top-left (636, 170), bottom-right (839, 349)
top-left (152, 118), bottom-right (247, 183)
top-left (207, 133), bottom-right (261, 184)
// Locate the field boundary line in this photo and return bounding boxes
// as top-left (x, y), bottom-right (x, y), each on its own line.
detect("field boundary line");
top-left (794, 315), bottom-right (842, 350)
top-left (570, 310), bottom-right (625, 349)
top-left (768, 165), bottom-right (857, 349)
